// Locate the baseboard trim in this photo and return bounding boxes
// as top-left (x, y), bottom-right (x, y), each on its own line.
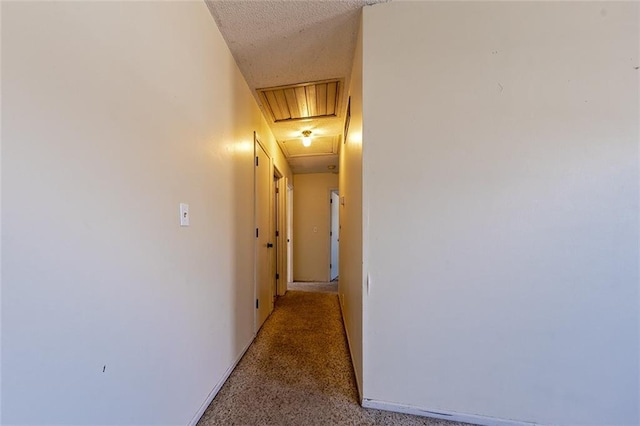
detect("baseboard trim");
top-left (188, 337), bottom-right (254, 426)
top-left (338, 293), bottom-right (363, 403)
top-left (362, 399), bottom-right (536, 426)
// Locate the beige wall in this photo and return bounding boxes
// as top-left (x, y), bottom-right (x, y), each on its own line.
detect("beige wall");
top-left (1, 2), bottom-right (277, 424)
top-left (339, 13), bottom-right (365, 402)
top-left (292, 173), bottom-right (338, 282)
top-left (362, 2), bottom-right (639, 425)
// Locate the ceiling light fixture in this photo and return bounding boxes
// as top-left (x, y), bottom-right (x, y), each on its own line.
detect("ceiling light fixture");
top-left (302, 130), bottom-right (312, 147)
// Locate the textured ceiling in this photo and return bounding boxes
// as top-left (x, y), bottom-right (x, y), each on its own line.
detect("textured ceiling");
top-left (206, 0), bottom-right (387, 173)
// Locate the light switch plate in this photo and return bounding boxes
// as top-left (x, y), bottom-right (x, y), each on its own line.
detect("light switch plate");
top-left (180, 203), bottom-right (189, 226)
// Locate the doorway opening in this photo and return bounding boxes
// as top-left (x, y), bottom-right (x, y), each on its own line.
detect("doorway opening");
top-left (330, 189), bottom-right (339, 281)
top-left (286, 183), bottom-right (293, 286)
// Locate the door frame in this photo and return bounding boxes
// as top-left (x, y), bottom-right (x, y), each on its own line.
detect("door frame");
top-left (273, 167), bottom-right (286, 298)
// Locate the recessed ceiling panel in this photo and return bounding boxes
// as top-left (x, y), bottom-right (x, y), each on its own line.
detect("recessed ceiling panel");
top-left (288, 155), bottom-right (339, 174)
top-left (281, 135), bottom-right (339, 157)
top-left (258, 80), bottom-right (341, 122)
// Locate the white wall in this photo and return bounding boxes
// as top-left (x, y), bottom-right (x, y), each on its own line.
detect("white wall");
top-left (362, 2), bottom-right (639, 425)
top-left (292, 173), bottom-right (338, 282)
top-left (339, 14), bottom-right (365, 401)
top-left (1, 2), bottom-right (278, 424)
top-left (0, 2), bottom-right (4, 418)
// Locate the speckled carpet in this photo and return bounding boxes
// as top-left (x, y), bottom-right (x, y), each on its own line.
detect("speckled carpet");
top-left (197, 290), bottom-right (468, 426)
top-left (287, 281), bottom-right (338, 294)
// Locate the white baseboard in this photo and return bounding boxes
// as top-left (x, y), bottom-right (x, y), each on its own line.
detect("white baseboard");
top-left (362, 399), bottom-right (536, 426)
top-left (188, 338), bottom-right (254, 426)
top-left (338, 293), bottom-right (363, 403)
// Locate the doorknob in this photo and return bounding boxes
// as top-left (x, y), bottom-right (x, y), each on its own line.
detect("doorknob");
top-left (267, 243), bottom-right (274, 248)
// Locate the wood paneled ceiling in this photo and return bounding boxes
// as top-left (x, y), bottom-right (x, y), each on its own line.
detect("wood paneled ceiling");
top-left (258, 79), bottom-right (341, 122)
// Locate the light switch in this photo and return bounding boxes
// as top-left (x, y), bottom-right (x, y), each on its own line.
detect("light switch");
top-left (313, 226), bottom-right (318, 233)
top-left (180, 203), bottom-right (189, 226)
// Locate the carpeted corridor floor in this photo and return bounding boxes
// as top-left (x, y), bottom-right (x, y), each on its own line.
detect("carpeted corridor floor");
top-left (287, 281), bottom-right (338, 294)
top-left (197, 287), bottom-right (468, 426)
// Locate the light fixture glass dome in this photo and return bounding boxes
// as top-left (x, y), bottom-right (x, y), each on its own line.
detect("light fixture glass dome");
top-left (302, 130), bottom-right (312, 147)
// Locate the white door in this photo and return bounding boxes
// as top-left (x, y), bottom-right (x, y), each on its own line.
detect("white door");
top-left (330, 191), bottom-right (339, 281)
top-left (255, 141), bottom-right (272, 331)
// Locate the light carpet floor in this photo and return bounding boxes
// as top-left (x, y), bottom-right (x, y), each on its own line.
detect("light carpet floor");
top-left (287, 281), bottom-right (338, 294)
top-left (197, 290), bottom-right (469, 426)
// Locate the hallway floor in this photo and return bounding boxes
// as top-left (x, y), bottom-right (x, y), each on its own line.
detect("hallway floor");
top-left (197, 288), bottom-right (468, 426)
top-left (287, 281), bottom-right (338, 294)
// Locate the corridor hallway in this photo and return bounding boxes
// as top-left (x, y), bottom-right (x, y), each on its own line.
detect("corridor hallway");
top-left (197, 289), bottom-right (467, 426)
